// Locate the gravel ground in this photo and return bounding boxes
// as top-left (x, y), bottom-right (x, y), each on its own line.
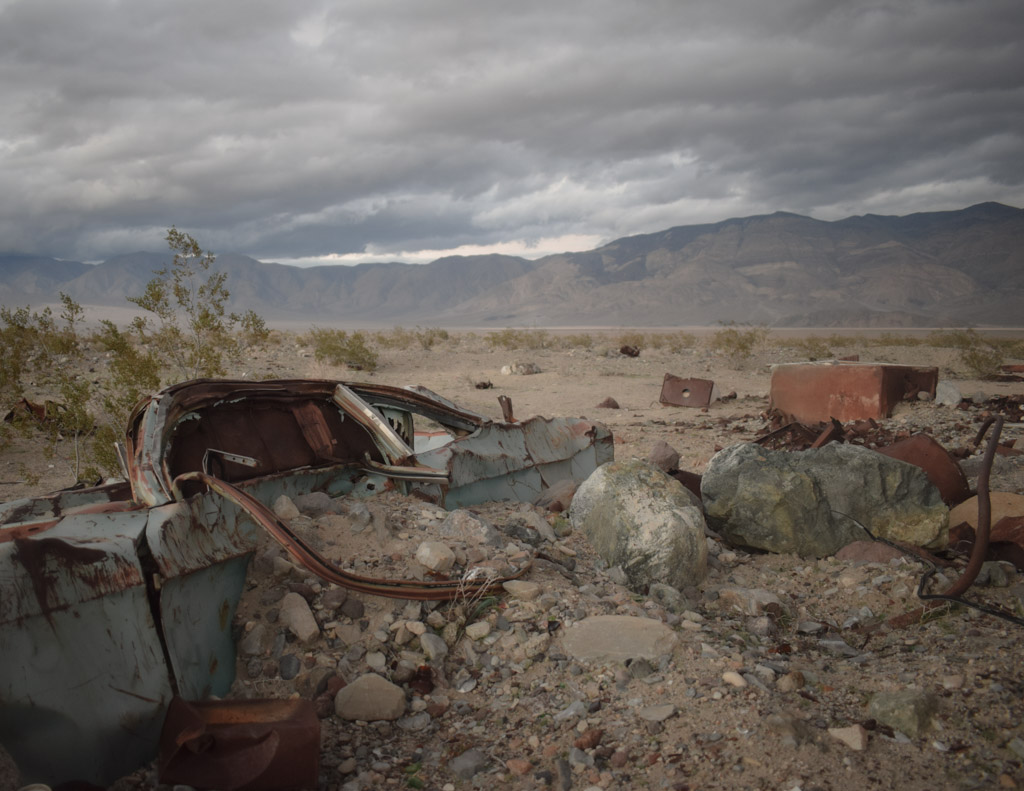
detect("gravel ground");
top-left (3, 331), bottom-right (1024, 791)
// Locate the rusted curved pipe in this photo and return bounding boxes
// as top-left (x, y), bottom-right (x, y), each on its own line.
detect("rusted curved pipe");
top-left (942, 415), bottom-right (1003, 599)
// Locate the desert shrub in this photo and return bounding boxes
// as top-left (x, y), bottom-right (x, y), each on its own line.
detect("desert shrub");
top-left (485, 328), bottom-right (552, 350)
top-left (560, 333), bottom-right (595, 350)
top-left (128, 227), bottom-right (265, 380)
top-left (374, 326), bottom-right (417, 349)
top-left (416, 326), bottom-right (449, 350)
top-left (662, 331), bottom-right (697, 352)
top-left (791, 335), bottom-right (833, 360)
top-left (927, 329), bottom-right (1015, 379)
top-left (870, 333), bottom-right (923, 347)
top-left (93, 321), bottom-right (162, 428)
top-left (309, 327), bottom-right (379, 372)
top-left (710, 323), bottom-right (771, 365)
top-left (617, 331), bottom-right (646, 350)
top-left (0, 294), bottom-right (103, 482)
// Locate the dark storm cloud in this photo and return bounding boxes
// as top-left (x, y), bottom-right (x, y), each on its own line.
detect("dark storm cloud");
top-left (1, 0), bottom-right (1021, 264)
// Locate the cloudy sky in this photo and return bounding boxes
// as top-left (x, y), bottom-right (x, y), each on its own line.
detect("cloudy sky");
top-left (1, 0), bottom-right (1022, 266)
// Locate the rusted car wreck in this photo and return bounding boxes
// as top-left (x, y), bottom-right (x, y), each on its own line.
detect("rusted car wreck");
top-left (0, 379), bottom-right (613, 787)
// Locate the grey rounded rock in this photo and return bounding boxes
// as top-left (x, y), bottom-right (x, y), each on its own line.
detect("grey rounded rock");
top-left (570, 459), bottom-right (707, 590)
top-left (334, 673), bottom-right (407, 721)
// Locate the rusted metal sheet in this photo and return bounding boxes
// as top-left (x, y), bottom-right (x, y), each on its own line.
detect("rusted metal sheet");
top-left (1, 378), bottom-right (613, 787)
top-left (769, 362), bottom-right (937, 424)
top-left (0, 508), bottom-right (171, 787)
top-left (158, 697), bottom-right (319, 791)
top-left (659, 374), bottom-right (719, 408)
top-left (875, 433), bottom-right (971, 506)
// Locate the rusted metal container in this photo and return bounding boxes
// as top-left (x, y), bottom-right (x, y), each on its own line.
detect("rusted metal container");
top-left (769, 362), bottom-right (937, 424)
top-left (875, 433), bottom-right (971, 506)
top-left (660, 374), bottom-right (719, 408)
top-left (158, 697), bottom-right (319, 791)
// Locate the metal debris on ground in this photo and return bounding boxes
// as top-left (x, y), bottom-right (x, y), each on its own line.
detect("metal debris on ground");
top-left (768, 361), bottom-right (938, 424)
top-left (158, 697), bottom-right (320, 791)
top-left (659, 374), bottom-right (719, 409)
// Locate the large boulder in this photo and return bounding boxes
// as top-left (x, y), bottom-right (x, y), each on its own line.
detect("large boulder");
top-left (570, 459), bottom-right (707, 590)
top-left (701, 443), bottom-right (948, 557)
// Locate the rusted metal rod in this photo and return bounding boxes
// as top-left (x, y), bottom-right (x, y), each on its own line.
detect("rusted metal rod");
top-left (941, 415), bottom-right (1003, 599)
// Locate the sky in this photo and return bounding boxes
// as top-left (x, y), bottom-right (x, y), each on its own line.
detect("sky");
top-left (1, 0), bottom-right (1022, 267)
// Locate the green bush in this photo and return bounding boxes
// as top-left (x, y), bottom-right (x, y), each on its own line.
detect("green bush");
top-left (791, 335), bottom-right (833, 361)
top-left (928, 329), bottom-right (1014, 379)
top-left (710, 323), bottom-right (771, 365)
top-left (128, 227), bottom-right (265, 380)
top-left (309, 327), bottom-right (379, 372)
top-left (485, 328), bottom-right (552, 350)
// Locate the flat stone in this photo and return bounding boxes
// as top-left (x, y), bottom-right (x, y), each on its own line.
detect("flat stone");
top-left (559, 615), bottom-right (679, 663)
top-left (722, 671), bottom-right (747, 688)
top-left (638, 704), bottom-right (676, 722)
top-left (465, 621), bottom-right (492, 640)
top-left (334, 673), bottom-right (406, 721)
top-left (503, 580), bottom-right (541, 601)
top-left (829, 724), bottom-right (868, 750)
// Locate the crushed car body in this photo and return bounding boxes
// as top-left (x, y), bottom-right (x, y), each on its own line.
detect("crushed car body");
top-left (0, 379), bottom-right (613, 787)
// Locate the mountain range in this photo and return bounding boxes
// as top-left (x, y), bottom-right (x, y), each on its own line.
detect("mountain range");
top-left (2, 202), bottom-right (1022, 328)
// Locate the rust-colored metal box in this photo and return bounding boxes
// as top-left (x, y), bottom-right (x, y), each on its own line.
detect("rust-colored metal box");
top-left (769, 362), bottom-right (938, 424)
top-left (660, 374), bottom-right (719, 408)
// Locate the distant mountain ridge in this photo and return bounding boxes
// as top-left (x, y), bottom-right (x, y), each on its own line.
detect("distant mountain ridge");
top-left (2, 202), bottom-right (1022, 327)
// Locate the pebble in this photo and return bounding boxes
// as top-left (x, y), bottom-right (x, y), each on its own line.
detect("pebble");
top-left (449, 748), bottom-right (489, 780)
top-left (334, 674), bottom-right (406, 721)
top-left (638, 703), bottom-right (676, 722)
top-left (465, 621), bottom-right (491, 640)
top-left (279, 654), bottom-right (300, 680)
top-left (722, 671), bottom-right (747, 688)
top-left (502, 580), bottom-right (542, 600)
top-left (829, 724), bottom-right (868, 751)
top-left (272, 494), bottom-right (300, 520)
top-left (777, 671), bottom-right (805, 692)
top-left (420, 632), bottom-right (449, 662)
top-left (416, 540), bottom-right (456, 572)
top-left (280, 592), bottom-right (320, 643)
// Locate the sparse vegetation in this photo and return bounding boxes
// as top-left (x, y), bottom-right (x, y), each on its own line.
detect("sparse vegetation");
top-left (791, 335), bottom-right (834, 361)
top-left (128, 227), bottom-right (261, 380)
top-left (0, 229), bottom-right (269, 485)
top-left (485, 328), bottom-right (552, 350)
top-left (309, 327), bottom-right (379, 372)
top-left (927, 329), bottom-right (1022, 379)
top-left (710, 322), bottom-right (771, 365)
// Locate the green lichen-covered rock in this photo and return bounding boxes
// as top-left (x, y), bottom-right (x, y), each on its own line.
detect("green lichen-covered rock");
top-left (570, 459), bottom-right (707, 590)
top-left (701, 442), bottom-right (948, 557)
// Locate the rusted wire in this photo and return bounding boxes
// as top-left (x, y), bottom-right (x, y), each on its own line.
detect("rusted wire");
top-left (174, 470), bottom-right (532, 601)
top-left (939, 415), bottom-right (1002, 599)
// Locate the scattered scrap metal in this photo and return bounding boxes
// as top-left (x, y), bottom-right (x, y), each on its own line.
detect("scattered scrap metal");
top-left (659, 374), bottom-right (720, 409)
